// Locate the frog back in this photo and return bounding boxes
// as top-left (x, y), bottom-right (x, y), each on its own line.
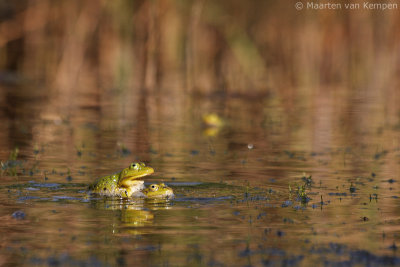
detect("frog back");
top-left (89, 174), bottom-right (145, 197)
top-left (89, 174), bottom-right (119, 196)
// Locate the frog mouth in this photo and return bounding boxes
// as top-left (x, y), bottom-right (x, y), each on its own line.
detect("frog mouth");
top-left (127, 169), bottom-right (154, 179)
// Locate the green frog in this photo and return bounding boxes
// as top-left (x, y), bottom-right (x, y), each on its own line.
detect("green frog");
top-left (142, 183), bottom-right (174, 198)
top-left (88, 162), bottom-right (174, 198)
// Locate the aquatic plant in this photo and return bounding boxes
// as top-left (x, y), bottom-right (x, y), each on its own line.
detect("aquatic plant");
top-left (1, 147), bottom-right (21, 176)
top-left (289, 181), bottom-right (310, 205)
top-left (9, 147), bottom-right (19, 161)
top-left (301, 173), bottom-right (313, 187)
top-left (296, 184), bottom-right (309, 204)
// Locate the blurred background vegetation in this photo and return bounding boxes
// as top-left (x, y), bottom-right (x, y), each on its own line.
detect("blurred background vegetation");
top-left (1, 0), bottom-right (399, 95)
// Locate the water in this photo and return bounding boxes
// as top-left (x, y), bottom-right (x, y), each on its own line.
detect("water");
top-left (0, 86), bottom-right (399, 267)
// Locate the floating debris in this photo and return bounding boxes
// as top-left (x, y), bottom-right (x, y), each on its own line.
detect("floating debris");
top-left (66, 168), bottom-right (73, 181)
top-left (282, 200), bottom-right (293, 208)
top-left (388, 242), bottom-right (398, 251)
top-left (18, 196), bottom-right (44, 201)
top-left (283, 217), bottom-right (294, 224)
top-left (276, 230), bottom-right (285, 237)
top-left (12, 210), bottom-right (26, 220)
top-left (116, 143), bottom-right (131, 157)
top-left (374, 150), bottom-right (388, 160)
top-left (349, 183), bottom-right (356, 193)
top-left (25, 187), bottom-right (40, 191)
top-left (361, 216), bottom-right (369, 221)
top-left (284, 150), bottom-right (295, 159)
top-left (33, 145), bottom-right (40, 155)
top-left (52, 196), bottom-right (83, 201)
top-left (190, 150), bottom-right (199, 155)
top-left (149, 148), bottom-right (158, 154)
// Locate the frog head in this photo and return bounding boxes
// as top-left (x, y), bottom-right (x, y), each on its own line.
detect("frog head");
top-left (118, 162), bottom-right (154, 187)
top-left (143, 183), bottom-right (174, 198)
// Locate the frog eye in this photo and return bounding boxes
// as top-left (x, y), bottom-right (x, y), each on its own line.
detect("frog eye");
top-left (130, 163), bottom-right (139, 170)
top-left (150, 184), bottom-right (158, 191)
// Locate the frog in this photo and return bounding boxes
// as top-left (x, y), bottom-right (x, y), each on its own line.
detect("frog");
top-left (88, 162), bottom-right (153, 198)
top-left (142, 183), bottom-right (174, 199)
top-left (88, 162), bottom-right (174, 199)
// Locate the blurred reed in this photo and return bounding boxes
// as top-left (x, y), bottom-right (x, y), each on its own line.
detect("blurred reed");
top-left (0, 0), bottom-right (398, 97)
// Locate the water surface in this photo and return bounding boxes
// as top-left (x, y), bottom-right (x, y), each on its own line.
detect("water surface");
top-left (0, 86), bottom-right (399, 266)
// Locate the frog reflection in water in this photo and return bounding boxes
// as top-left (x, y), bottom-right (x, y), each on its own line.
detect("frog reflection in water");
top-left (88, 163), bottom-right (174, 198)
